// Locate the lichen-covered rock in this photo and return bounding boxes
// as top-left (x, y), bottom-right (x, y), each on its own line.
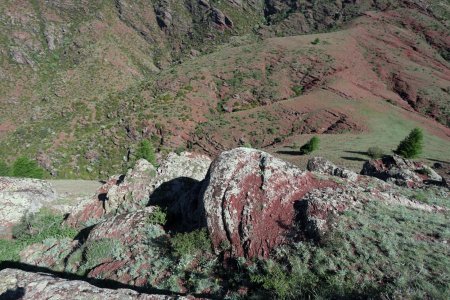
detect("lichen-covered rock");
top-left (298, 187), bottom-right (366, 240)
top-left (67, 152), bottom-right (211, 227)
top-left (21, 206), bottom-right (217, 294)
top-left (105, 159), bottom-right (157, 215)
top-left (20, 238), bottom-right (78, 272)
top-left (307, 157), bottom-right (359, 181)
top-left (361, 155), bottom-right (444, 188)
top-left (0, 268), bottom-right (191, 300)
top-left (24, 207), bottom-right (170, 288)
top-left (0, 177), bottom-right (57, 238)
top-left (199, 148), bottom-right (337, 259)
top-left (65, 174), bottom-right (124, 227)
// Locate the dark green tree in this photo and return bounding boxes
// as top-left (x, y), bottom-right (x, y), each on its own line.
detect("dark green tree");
top-left (12, 157), bottom-right (44, 179)
top-left (395, 128), bottom-right (423, 158)
top-left (300, 136), bottom-right (320, 155)
top-left (136, 139), bottom-right (157, 166)
top-left (0, 160), bottom-right (11, 176)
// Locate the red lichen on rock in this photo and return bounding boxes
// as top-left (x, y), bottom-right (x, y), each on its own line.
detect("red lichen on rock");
top-left (199, 148), bottom-right (337, 259)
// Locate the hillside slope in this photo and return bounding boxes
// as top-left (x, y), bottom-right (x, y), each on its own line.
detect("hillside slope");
top-left (0, 0), bottom-right (449, 178)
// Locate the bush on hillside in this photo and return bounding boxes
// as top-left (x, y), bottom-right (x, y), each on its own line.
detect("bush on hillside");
top-left (0, 160), bottom-right (11, 176)
top-left (367, 146), bottom-right (384, 159)
top-left (300, 136), bottom-right (320, 155)
top-left (395, 128), bottom-right (423, 158)
top-left (12, 157), bottom-right (44, 179)
top-left (12, 209), bottom-right (77, 243)
top-left (136, 139), bottom-right (157, 166)
top-left (171, 229), bottom-right (212, 257)
top-left (148, 206), bottom-right (167, 225)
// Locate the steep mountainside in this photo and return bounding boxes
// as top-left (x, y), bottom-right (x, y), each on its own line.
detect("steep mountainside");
top-left (0, 0), bottom-right (449, 178)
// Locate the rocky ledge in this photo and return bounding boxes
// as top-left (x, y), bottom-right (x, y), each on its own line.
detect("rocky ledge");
top-left (0, 268), bottom-right (194, 299)
top-left (1, 148), bottom-right (447, 298)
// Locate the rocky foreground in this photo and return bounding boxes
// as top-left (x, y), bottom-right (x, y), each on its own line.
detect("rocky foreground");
top-left (0, 148), bottom-right (448, 299)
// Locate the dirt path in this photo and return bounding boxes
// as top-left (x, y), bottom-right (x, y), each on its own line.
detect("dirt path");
top-left (48, 180), bottom-right (102, 198)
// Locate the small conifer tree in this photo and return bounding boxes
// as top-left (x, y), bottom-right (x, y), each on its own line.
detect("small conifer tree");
top-left (136, 140), bottom-right (157, 166)
top-left (395, 128), bottom-right (423, 159)
top-left (12, 157), bottom-right (44, 179)
top-left (300, 136), bottom-right (320, 155)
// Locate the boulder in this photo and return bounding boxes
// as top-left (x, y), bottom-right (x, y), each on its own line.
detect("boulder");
top-left (211, 8), bottom-right (233, 28)
top-left (361, 155), bottom-right (444, 188)
top-left (67, 152), bottom-right (211, 227)
top-left (0, 268), bottom-right (190, 300)
top-left (0, 177), bottom-right (57, 238)
top-left (199, 148), bottom-right (336, 259)
top-left (65, 174), bottom-right (124, 227)
top-left (307, 157), bottom-right (359, 181)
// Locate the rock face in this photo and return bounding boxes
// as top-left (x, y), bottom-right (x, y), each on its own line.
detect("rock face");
top-left (67, 152), bottom-right (211, 227)
top-left (0, 177), bottom-right (57, 238)
top-left (307, 157), bottom-right (359, 181)
top-left (0, 268), bottom-right (189, 300)
top-left (361, 155), bottom-right (444, 188)
top-left (22, 207), bottom-right (170, 288)
top-left (199, 148), bottom-right (336, 259)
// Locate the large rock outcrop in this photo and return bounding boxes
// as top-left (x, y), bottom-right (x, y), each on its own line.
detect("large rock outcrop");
top-left (67, 152), bottom-right (211, 227)
top-left (0, 268), bottom-right (190, 300)
top-left (0, 177), bottom-right (57, 238)
top-left (199, 148), bottom-right (337, 259)
top-left (361, 155), bottom-right (444, 188)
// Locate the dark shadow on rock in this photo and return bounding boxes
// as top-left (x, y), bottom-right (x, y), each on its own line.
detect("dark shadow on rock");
top-left (73, 225), bottom-right (95, 244)
top-left (62, 225), bottom-right (96, 269)
top-left (0, 287), bottom-right (25, 300)
top-left (341, 156), bottom-right (367, 162)
top-left (148, 177), bottom-right (199, 209)
top-left (117, 175), bottom-right (125, 185)
top-left (276, 150), bottom-right (303, 156)
top-left (293, 200), bottom-right (310, 240)
top-left (98, 193), bottom-right (107, 201)
top-left (148, 177), bottom-right (204, 232)
top-left (0, 261), bottom-right (211, 298)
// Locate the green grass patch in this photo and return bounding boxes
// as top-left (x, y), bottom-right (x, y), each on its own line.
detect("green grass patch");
top-left (0, 209), bottom-right (78, 262)
top-left (248, 200), bottom-right (450, 299)
top-left (171, 229), bottom-right (212, 258)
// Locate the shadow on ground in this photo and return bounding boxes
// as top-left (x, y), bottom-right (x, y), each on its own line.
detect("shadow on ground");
top-left (341, 156), bottom-right (367, 162)
top-left (344, 150), bottom-right (369, 156)
top-left (276, 150), bottom-right (303, 156)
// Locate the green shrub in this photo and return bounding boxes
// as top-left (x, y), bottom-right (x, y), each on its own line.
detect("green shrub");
top-left (300, 136), bottom-right (320, 155)
top-left (292, 85), bottom-right (304, 96)
top-left (311, 38), bottom-right (320, 45)
top-left (136, 139), bottom-right (157, 166)
top-left (0, 239), bottom-right (23, 262)
top-left (84, 239), bottom-right (124, 269)
top-left (395, 128), bottom-right (423, 158)
top-left (250, 261), bottom-right (299, 299)
top-left (148, 206), bottom-right (167, 225)
top-left (12, 157), bottom-right (44, 179)
top-left (367, 146), bottom-right (384, 159)
top-left (1, 209), bottom-right (78, 262)
top-left (0, 160), bottom-right (11, 176)
top-left (171, 229), bottom-right (211, 257)
top-left (12, 209), bottom-right (78, 244)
